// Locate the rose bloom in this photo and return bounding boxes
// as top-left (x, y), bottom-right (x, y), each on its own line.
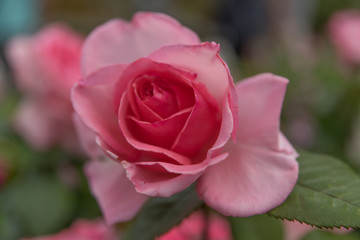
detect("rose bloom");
top-left (328, 10), bottom-right (360, 66)
top-left (72, 12), bottom-right (299, 224)
top-left (157, 210), bottom-right (232, 240)
top-left (22, 219), bottom-right (117, 240)
top-left (6, 23), bottom-right (83, 151)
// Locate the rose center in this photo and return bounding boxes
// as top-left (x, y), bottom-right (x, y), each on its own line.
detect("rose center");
top-left (134, 75), bottom-right (179, 118)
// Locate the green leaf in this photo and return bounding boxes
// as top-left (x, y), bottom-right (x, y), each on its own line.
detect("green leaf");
top-left (302, 230), bottom-right (359, 240)
top-left (125, 184), bottom-right (203, 240)
top-left (0, 174), bottom-right (75, 238)
top-left (269, 151), bottom-right (360, 228)
top-left (230, 214), bottom-right (283, 240)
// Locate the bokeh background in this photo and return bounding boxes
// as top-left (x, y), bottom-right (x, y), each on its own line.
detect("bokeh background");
top-left (1, 0), bottom-right (360, 239)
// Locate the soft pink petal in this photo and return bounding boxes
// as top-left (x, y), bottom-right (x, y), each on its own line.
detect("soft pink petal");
top-left (118, 92), bottom-right (192, 165)
top-left (235, 73), bottom-right (290, 150)
top-left (120, 97), bottom-right (233, 175)
top-left (33, 23), bottom-right (83, 96)
top-left (149, 42), bottom-right (232, 109)
top-left (149, 42), bottom-right (237, 164)
top-left (116, 57), bottom-right (195, 121)
top-left (197, 142), bottom-right (298, 217)
top-left (82, 12), bottom-right (200, 75)
top-left (157, 210), bottom-right (232, 240)
top-left (328, 10), bottom-right (360, 64)
top-left (284, 220), bottom-right (314, 240)
top-left (127, 108), bottom-right (191, 149)
top-left (72, 64), bottom-right (138, 159)
top-left (122, 161), bottom-right (200, 197)
top-left (73, 114), bottom-right (103, 158)
top-left (5, 37), bottom-right (46, 94)
top-left (14, 98), bottom-right (56, 150)
top-left (85, 159), bottom-right (148, 224)
top-left (205, 94), bottom-right (235, 166)
top-left (171, 83), bottom-right (221, 158)
top-left (197, 73), bottom-right (298, 216)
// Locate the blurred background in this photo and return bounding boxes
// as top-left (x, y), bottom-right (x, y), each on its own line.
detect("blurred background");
top-left (1, 0), bottom-right (360, 239)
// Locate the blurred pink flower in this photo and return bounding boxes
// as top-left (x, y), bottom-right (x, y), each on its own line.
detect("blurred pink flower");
top-left (284, 220), bottom-right (352, 240)
top-left (22, 219), bottom-right (116, 240)
top-left (328, 10), bottom-right (360, 65)
top-left (73, 12), bottom-right (298, 224)
top-left (6, 23), bottom-right (83, 151)
top-left (157, 211), bottom-right (232, 240)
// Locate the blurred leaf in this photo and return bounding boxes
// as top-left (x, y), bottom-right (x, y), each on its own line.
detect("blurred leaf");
top-left (125, 184), bottom-right (202, 240)
top-left (269, 151), bottom-right (360, 229)
top-left (302, 230), bottom-right (359, 240)
top-left (231, 214), bottom-right (283, 240)
top-left (0, 214), bottom-right (23, 240)
top-left (0, 174), bottom-right (75, 238)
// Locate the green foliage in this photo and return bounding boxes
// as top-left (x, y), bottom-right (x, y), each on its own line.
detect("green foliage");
top-left (269, 151), bottom-right (360, 229)
top-left (124, 184), bottom-right (203, 240)
top-left (231, 214), bottom-right (283, 240)
top-left (302, 230), bottom-right (360, 240)
top-left (0, 174), bottom-right (75, 239)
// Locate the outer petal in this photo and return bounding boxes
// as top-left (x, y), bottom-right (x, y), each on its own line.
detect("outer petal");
top-left (197, 73), bottom-right (298, 217)
top-left (235, 73), bottom-right (290, 150)
top-left (82, 12), bottom-right (200, 75)
top-left (122, 161), bottom-right (200, 197)
top-left (85, 159), bottom-right (148, 224)
top-left (73, 114), bottom-right (103, 158)
top-left (197, 143), bottom-right (298, 217)
top-left (72, 64), bottom-right (138, 159)
top-left (149, 42), bottom-right (232, 108)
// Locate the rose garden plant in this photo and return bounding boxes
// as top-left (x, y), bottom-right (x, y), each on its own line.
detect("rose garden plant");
top-left (2, 9), bottom-right (360, 240)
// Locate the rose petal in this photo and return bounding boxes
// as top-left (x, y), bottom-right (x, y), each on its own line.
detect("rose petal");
top-left (127, 108), bottom-right (191, 149)
top-left (14, 98), bottom-right (56, 150)
top-left (121, 96), bottom-right (234, 176)
top-left (33, 23), bottom-right (83, 95)
top-left (73, 114), bottom-right (103, 158)
top-left (122, 161), bottom-right (200, 197)
top-left (148, 42), bottom-right (233, 109)
top-left (235, 73), bottom-right (290, 150)
top-left (72, 62), bottom-right (136, 157)
top-left (118, 93), bottom-right (192, 165)
top-left (82, 12), bottom-right (200, 75)
top-left (72, 64), bottom-right (138, 159)
top-left (85, 159), bottom-right (148, 224)
top-left (328, 10), bottom-right (360, 64)
top-left (197, 141), bottom-right (298, 217)
top-left (5, 36), bottom-right (46, 94)
top-left (117, 58), bottom-right (195, 122)
top-left (171, 83), bottom-right (221, 158)
top-left (197, 73), bottom-right (298, 217)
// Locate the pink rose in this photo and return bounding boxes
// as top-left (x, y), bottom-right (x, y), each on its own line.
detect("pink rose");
top-left (22, 219), bottom-right (116, 240)
top-left (6, 23), bottom-right (83, 151)
top-left (72, 12), bottom-right (298, 224)
top-left (328, 10), bottom-right (360, 65)
top-left (157, 210), bottom-right (232, 240)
